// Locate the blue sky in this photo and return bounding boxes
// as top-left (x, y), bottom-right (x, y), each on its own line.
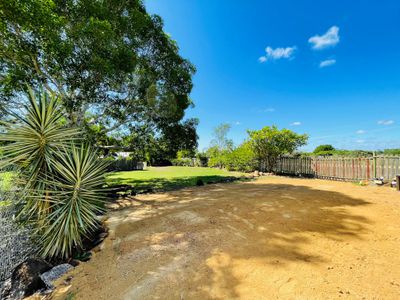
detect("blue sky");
top-left (146, 0), bottom-right (400, 151)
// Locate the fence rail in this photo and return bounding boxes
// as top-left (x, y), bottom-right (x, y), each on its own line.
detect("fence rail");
top-left (272, 156), bottom-right (400, 181)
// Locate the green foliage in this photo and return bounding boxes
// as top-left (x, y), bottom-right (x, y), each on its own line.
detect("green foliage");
top-left (206, 146), bottom-right (229, 169)
top-left (171, 157), bottom-right (194, 167)
top-left (248, 126), bottom-right (308, 171)
top-left (0, 0), bottom-right (196, 149)
top-left (332, 150), bottom-right (372, 157)
top-left (206, 123), bottom-right (234, 169)
top-left (210, 123), bottom-right (233, 151)
top-left (40, 144), bottom-right (107, 258)
top-left (0, 89), bottom-right (106, 258)
top-left (171, 149), bottom-right (205, 167)
top-left (313, 144), bottom-right (335, 156)
top-left (123, 118), bottom-right (199, 166)
top-left (176, 149), bottom-right (192, 160)
top-left (195, 152), bottom-right (208, 167)
top-left (382, 149), bottom-right (400, 155)
top-left (224, 142), bottom-right (257, 172)
top-left (0, 88), bottom-right (80, 222)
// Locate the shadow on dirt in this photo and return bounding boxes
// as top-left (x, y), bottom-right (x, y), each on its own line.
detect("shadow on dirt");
top-left (60, 181), bottom-right (373, 299)
top-left (108, 182), bottom-right (371, 299)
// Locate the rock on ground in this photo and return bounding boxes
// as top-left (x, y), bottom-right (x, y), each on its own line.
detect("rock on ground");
top-left (40, 264), bottom-right (74, 289)
top-left (0, 258), bottom-right (52, 300)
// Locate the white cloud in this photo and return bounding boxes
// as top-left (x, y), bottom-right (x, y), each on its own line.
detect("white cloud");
top-left (308, 26), bottom-right (340, 50)
top-left (290, 121), bottom-right (302, 126)
top-left (259, 46), bottom-right (296, 62)
top-left (319, 59), bottom-right (336, 68)
top-left (356, 130), bottom-right (366, 134)
top-left (378, 120), bottom-right (395, 125)
top-left (258, 56), bottom-right (267, 63)
top-left (234, 121), bottom-right (241, 125)
top-left (356, 139), bottom-right (365, 144)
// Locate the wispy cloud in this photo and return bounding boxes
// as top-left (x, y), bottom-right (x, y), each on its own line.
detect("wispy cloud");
top-left (308, 26), bottom-right (340, 50)
top-left (319, 59), bottom-right (336, 68)
top-left (263, 108), bottom-right (275, 112)
top-left (290, 121), bottom-right (302, 126)
top-left (356, 139), bottom-right (365, 144)
top-left (234, 121), bottom-right (241, 125)
top-left (378, 120), bottom-right (395, 125)
top-left (356, 130), bottom-right (366, 134)
top-left (259, 46), bottom-right (296, 62)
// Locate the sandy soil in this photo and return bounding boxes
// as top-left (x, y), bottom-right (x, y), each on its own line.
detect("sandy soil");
top-left (52, 176), bottom-right (400, 300)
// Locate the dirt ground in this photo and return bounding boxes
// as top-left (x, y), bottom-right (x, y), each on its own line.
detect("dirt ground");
top-left (52, 176), bottom-right (400, 300)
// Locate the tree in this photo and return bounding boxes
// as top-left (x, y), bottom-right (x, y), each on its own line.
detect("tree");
top-left (122, 118), bottom-right (199, 165)
top-left (313, 144), bottom-right (335, 156)
top-left (248, 126), bottom-right (308, 172)
top-left (206, 123), bottom-right (234, 169)
top-left (210, 123), bottom-right (233, 151)
top-left (383, 149), bottom-right (400, 155)
top-left (0, 0), bottom-right (195, 140)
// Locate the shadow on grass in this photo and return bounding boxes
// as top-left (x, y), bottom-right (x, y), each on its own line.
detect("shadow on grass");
top-left (106, 175), bottom-right (247, 194)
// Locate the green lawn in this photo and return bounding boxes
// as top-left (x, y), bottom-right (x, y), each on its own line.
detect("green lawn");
top-left (106, 166), bottom-right (245, 193)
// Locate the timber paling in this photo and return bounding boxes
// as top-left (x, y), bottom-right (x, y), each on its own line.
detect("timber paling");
top-left (272, 156), bottom-right (400, 181)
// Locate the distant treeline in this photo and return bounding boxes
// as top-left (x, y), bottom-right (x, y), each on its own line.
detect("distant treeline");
top-left (301, 144), bottom-right (400, 157)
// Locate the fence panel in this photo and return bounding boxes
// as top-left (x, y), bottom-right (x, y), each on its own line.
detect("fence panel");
top-left (274, 156), bottom-right (400, 181)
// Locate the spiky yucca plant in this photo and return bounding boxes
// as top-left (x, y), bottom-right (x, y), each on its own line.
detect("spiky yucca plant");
top-left (0, 88), bottom-right (107, 258)
top-left (0, 88), bottom-right (79, 223)
top-left (40, 145), bottom-right (108, 258)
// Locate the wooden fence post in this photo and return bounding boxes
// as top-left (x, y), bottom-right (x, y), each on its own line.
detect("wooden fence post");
top-left (397, 175), bottom-right (400, 191)
top-left (373, 151), bottom-right (377, 179)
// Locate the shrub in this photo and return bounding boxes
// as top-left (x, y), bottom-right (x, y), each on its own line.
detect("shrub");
top-left (171, 157), bottom-right (194, 167)
top-left (195, 152), bottom-right (208, 167)
top-left (225, 142), bottom-right (257, 172)
top-left (206, 146), bottom-right (229, 168)
top-left (0, 89), bottom-right (107, 259)
top-left (313, 144), bottom-right (335, 156)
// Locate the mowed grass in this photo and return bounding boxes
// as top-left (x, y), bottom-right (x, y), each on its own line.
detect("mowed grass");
top-left (106, 166), bottom-right (245, 193)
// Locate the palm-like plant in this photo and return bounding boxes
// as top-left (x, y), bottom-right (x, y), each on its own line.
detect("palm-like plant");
top-left (0, 88), bottom-right (107, 258)
top-left (0, 88), bottom-right (79, 222)
top-left (40, 145), bottom-right (107, 258)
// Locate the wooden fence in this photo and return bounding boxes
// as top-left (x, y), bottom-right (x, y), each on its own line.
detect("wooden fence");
top-left (272, 156), bottom-right (400, 181)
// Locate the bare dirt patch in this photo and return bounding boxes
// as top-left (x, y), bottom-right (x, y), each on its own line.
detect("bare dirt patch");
top-left (52, 177), bottom-right (400, 299)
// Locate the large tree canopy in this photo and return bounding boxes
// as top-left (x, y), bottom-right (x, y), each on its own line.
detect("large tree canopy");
top-left (0, 0), bottom-right (196, 143)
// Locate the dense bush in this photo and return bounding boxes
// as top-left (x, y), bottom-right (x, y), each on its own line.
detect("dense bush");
top-left (206, 146), bottom-right (229, 168)
top-left (313, 144), bottom-right (335, 156)
top-left (171, 157), bottom-right (195, 167)
top-left (171, 150), bottom-right (208, 167)
top-left (382, 149), bottom-right (400, 155)
top-left (225, 142), bottom-right (257, 172)
top-left (195, 152), bottom-right (209, 167)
